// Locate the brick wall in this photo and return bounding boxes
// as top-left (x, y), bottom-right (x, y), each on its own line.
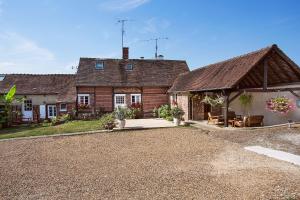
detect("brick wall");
top-left (142, 87), bottom-right (169, 116)
top-left (175, 93), bottom-right (189, 121)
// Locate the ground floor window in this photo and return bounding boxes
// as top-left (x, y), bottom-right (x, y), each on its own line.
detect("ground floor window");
top-left (78, 94), bottom-right (90, 105)
top-left (60, 103), bottom-right (67, 111)
top-left (48, 105), bottom-right (57, 118)
top-left (24, 100), bottom-right (33, 111)
top-left (131, 94), bottom-right (141, 104)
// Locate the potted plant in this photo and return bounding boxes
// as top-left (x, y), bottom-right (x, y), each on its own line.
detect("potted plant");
top-left (114, 106), bottom-right (127, 129)
top-left (171, 106), bottom-right (185, 126)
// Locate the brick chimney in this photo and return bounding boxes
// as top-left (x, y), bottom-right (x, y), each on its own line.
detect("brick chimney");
top-left (122, 47), bottom-right (129, 59)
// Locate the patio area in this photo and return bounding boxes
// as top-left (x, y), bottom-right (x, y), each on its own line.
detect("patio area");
top-left (123, 118), bottom-right (175, 129)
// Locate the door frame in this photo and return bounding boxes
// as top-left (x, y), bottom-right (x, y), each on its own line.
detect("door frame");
top-left (47, 105), bottom-right (57, 119)
top-left (114, 94), bottom-right (126, 108)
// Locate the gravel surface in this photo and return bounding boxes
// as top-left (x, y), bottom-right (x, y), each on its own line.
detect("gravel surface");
top-left (207, 125), bottom-right (300, 155)
top-left (0, 127), bottom-right (299, 199)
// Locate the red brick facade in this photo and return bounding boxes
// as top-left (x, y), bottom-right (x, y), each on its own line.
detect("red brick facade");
top-left (77, 86), bottom-right (169, 117)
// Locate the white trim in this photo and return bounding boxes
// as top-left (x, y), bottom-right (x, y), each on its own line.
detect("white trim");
top-left (114, 94), bottom-right (126, 108)
top-left (47, 105), bottom-right (57, 119)
top-left (60, 103), bottom-right (67, 112)
top-left (131, 94), bottom-right (141, 104)
top-left (77, 94), bottom-right (90, 105)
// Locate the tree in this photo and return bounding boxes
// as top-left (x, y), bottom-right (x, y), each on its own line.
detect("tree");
top-left (0, 85), bottom-right (18, 127)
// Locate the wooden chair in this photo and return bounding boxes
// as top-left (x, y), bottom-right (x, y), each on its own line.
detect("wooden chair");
top-left (234, 115), bottom-right (264, 127)
top-left (207, 112), bottom-right (224, 125)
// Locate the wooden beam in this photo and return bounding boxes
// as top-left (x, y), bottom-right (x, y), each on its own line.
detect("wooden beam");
top-left (238, 87), bottom-right (300, 92)
top-left (222, 90), bottom-right (230, 127)
top-left (275, 48), bottom-right (300, 80)
top-left (229, 91), bottom-right (243, 104)
top-left (289, 90), bottom-right (300, 98)
top-left (263, 59), bottom-right (268, 90)
top-left (271, 54), bottom-right (295, 82)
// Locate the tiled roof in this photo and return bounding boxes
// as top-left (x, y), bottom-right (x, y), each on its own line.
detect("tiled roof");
top-left (76, 58), bottom-right (189, 87)
top-left (0, 74), bottom-right (76, 103)
top-left (169, 45), bottom-right (279, 92)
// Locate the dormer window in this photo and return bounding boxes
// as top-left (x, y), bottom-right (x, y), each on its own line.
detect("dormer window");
top-left (0, 74), bottom-right (5, 81)
top-left (95, 60), bottom-right (104, 70)
top-left (126, 63), bottom-right (133, 71)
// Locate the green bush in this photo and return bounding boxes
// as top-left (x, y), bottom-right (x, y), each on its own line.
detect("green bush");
top-left (158, 104), bottom-right (172, 121)
top-left (51, 114), bottom-right (71, 126)
top-left (170, 107), bottom-right (185, 119)
top-left (127, 108), bottom-right (142, 119)
top-left (99, 113), bottom-right (115, 129)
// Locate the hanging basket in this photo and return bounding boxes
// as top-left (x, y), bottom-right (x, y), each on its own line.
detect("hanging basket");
top-left (266, 96), bottom-right (295, 114)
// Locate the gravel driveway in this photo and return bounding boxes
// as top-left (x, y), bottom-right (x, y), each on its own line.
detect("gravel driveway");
top-left (0, 127), bottom-right (299, 199)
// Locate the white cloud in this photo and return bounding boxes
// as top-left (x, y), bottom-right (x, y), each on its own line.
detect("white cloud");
top-left (98, 0), bottom-right (150, 12)
top-left (0, 32), bottom-right (74, 74)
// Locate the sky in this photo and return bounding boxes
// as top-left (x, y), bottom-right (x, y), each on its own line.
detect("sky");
top-left (0, 0), bottom-right (300, 74)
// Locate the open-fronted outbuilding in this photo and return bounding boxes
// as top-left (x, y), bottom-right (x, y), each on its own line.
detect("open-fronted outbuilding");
top-left (169, 44), bottom-right (300, 126)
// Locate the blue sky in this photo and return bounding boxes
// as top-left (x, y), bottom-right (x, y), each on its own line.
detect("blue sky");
top-left (0, 0), bottom-right (300, 74)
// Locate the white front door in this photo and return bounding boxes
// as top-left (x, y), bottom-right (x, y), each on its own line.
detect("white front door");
top-left (48, 105), bottom-right (57, 118)
top-left (114, 94), bottom-right (126, 108)
top-left (39, 105), bottom-right (46, 119)
top-left (22, 100), bottom-right (33, 120)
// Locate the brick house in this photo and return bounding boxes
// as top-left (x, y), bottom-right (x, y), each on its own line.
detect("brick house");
top-left (0, 74), bottom-right (76, 122)
top-left (76, 48), bottom-right (189, 117)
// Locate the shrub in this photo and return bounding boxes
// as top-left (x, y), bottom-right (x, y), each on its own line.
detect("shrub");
top-left (127, 103), bottom-right (143, 119)
top-left (99, 113), bottom-right (115, 129)
top-left (158, 104), bottom-right (172, 121)
top-left (51, 114), bottom-right (71, 126)
top-left (171, 107), bottom-right (185, 119)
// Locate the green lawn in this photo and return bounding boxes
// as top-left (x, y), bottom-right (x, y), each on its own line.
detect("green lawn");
top-left (0, 120), bottom-right (103, 140)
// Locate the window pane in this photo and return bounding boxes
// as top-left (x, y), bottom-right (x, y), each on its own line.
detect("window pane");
top-left (95, 61), bottom-right (104, 69)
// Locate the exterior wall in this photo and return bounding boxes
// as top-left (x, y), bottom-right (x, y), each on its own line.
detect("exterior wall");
top-left (11, 95), bottom-right (75, 121)
top-left (13, 94), bottom-right (58, 106)
top-left (171, 93), bottom-right (190, 121)
top-left (96, 87), bottom-right (113, 112)
top-left (78, 86), bottom-right (169, 117)
top-left (229, 91), bottom-right (300, 125)
top-left (142, 87), bottom-right (169, 116)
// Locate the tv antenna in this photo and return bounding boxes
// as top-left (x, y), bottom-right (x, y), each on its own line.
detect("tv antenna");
top-left (117, 19), bottom-right (133, 49)
top-left (143, 37), bottom-right (168, 58)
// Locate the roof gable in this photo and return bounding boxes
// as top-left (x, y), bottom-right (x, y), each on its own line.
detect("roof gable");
top-left (169, 45), bottom-right (300, 92)
top-left (76, 58), bottom-right (189, 87)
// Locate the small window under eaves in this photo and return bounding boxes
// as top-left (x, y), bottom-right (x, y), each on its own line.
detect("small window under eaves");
top-left (95, 60), bottom-right (104, 70)
top-left (0, 75), bottom-right (5, 81)
top-left (126, 63), bottom-right (133, 71)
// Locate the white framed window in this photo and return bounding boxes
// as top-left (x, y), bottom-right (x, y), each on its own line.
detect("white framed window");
top-left (24, 100), bottom-right (33, 111)
top-left (131, 94), bottom-right (141, 104)
top-left (78, 94), bottom-right (90, 105)
top-left (48, 105), bottom-right (57, 118)
top-left (60, 103), bottom-right (67, 111)
top-left (95, 60), bottom-right (104, 70)
top-left (114, 94), bottom-right (126, 108)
